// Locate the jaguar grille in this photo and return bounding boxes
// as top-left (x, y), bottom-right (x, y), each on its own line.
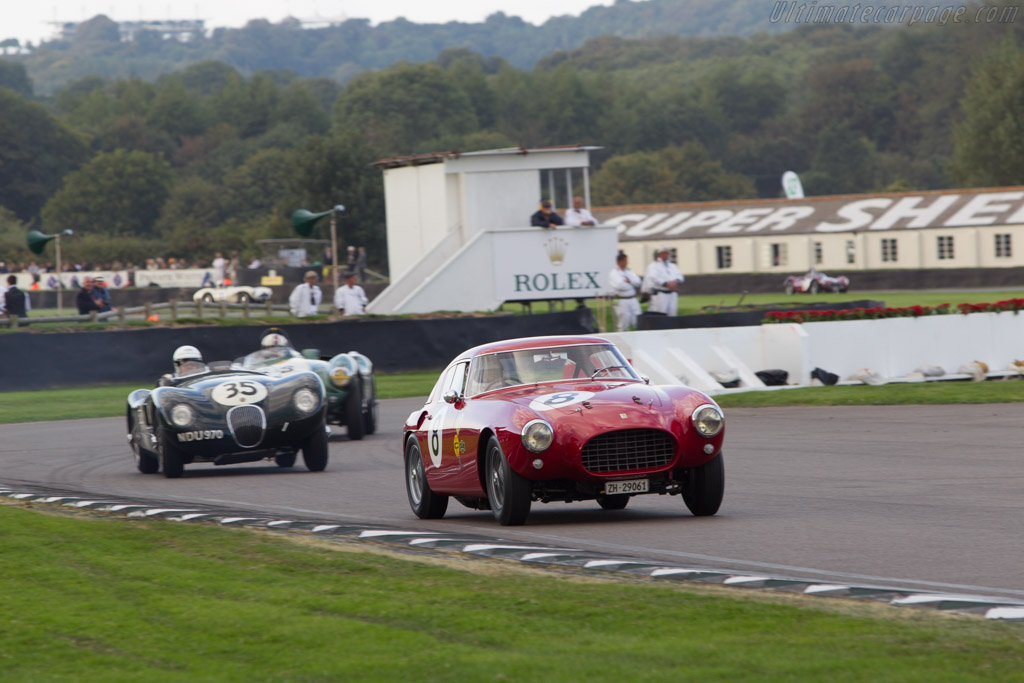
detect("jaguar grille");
top-left (581, 429), bottom-right (675, 473)
top-left (227, 405), bottom-right (266, 448)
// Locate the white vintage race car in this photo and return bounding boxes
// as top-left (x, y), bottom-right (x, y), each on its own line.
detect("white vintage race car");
top-left (193, 285), bottom-right (273, 304)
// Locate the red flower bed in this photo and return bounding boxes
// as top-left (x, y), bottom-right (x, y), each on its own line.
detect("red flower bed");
top-left (762, 299), bottom-right (1024, 324)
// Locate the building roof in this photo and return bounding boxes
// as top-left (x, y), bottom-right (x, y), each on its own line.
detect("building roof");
top-left (373, 145), bottom-right (602, 169)
top-left (592, 186), bottom-right (1024, 241)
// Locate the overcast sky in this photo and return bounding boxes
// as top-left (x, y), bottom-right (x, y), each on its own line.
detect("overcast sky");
top-left (4, 1), bottom-right (614, 45)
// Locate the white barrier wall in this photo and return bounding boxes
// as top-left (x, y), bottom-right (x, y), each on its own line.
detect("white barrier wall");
top-left (600, 311), bottom-right (1024, 393)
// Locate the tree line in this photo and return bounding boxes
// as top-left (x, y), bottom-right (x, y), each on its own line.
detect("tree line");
top-left (1, 3), bottom-right (1022, 270)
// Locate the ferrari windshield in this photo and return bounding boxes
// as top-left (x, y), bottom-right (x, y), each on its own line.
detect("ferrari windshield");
top-left (466, 343), bottom-right (639, 395)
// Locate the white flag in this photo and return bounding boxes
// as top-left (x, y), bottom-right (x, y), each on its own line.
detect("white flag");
top-left (782, 171), bottom-right (805, 199)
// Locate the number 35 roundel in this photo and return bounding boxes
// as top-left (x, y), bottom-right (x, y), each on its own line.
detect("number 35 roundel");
top-left (527, 391), bottom-right (594, 412)
top-left (212, 380), bottom-right (268, 406)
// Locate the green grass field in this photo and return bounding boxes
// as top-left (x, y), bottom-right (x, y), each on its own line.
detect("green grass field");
top-left (3, 374), bottom-right (1023, 424)
top-left (2, 503), bottom-right (1022, 680)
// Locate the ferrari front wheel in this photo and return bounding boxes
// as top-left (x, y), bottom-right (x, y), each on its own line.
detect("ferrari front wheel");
top-left (405, 436), bottom-right (448, 519)
top-left (301, 426), bottom-right (329, 472)
top-left (682, 453), bottom-right (724, 516)
top-left (784, 282), bottom-right (794, 296)
top-left (485, 436), bottom-right (531, 526)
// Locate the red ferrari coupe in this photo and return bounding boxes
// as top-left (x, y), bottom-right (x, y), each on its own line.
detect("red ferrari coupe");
top-left (403, 336), bottom-right (726, 525)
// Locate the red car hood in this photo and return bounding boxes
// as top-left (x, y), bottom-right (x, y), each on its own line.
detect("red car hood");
top-left (481, 380), bottom-right (677, 432)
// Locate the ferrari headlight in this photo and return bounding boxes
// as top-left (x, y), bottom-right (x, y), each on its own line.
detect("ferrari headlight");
top-left (692, 404), bottom-right (724, 437)
top-left (293, 388), bottom-right (318, 414)
top-left (170, 403), bottom-right (195, 427)
top-left (521, 419), bottom-right (553, 453)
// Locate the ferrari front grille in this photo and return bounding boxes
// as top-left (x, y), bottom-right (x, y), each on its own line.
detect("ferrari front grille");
top-left (581, 429), bottom-right (675, 473)
top-left (227, 405), bottom-right (266, 448)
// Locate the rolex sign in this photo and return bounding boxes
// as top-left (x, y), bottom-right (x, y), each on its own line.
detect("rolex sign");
top-left (492, 226), bottom-right (618, 301)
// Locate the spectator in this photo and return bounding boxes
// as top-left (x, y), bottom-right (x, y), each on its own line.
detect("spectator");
top-left (334, 271), bottom-right (368, 316)
top-left (4, 275), bottom-right (30, 319)
top-left (76, 276), bottom-right (103, 315)
top-left (530, 200), bottom-right (563, 229)
top-left (564, 196), bottom-right (597, 227)
top-left (609, 251), bottom-right (642, 332)
top-left (93, 276), bottom-right (113, 312)
top-left (248, 257), bottom-right (263, 269)
top-left (642, 246), bottom-right (685, 316)
top-left (229, 252), bottom-right (240, 285)
top-left (346, 245), bottom-right (357, 271)
top-left (212, 252), bottom-right (226, 285)
top-left (355, 246), bottom-right (368, 282)
top-left (288, 270), bottom-right (323, 317)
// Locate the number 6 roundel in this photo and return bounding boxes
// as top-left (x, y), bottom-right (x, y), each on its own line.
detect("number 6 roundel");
top-left (527, 391), bottom-right (594, 412)
top-left (427, 405), bottom-right (447, 468)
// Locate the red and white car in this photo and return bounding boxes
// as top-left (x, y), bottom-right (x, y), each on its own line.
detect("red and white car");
top-left (783, 269), bottom-right (850, 295)
top-left (402, 335), bottom-right (726, 526)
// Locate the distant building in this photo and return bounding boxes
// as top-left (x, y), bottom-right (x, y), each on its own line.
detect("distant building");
top-left (51, 18), bottom-right (206, 42)
top-left (594, 186), bottom-right (1024, 280)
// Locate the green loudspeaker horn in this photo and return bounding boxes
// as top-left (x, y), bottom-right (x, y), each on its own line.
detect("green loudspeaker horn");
top-left (27, 229), bottom-right (74, 255)
top-left (291, 208), bottom-right (333, 237)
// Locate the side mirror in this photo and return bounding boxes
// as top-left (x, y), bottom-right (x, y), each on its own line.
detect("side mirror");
top-left (641, 375), bottom-right (650, 384)
top-left (442, 390), bottom-right (460, 404)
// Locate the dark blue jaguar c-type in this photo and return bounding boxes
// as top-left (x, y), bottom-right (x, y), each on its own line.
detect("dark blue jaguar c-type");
top-left (126, 359), bottom-right (329, 478)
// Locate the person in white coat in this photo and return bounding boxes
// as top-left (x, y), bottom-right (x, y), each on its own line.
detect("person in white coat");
top-left (642, 246), bottom-right (684, 316)
top-left (608, 251), bottom-right (642, 331)
top-left (289, 270), bottom-right (322, 317)
top-left (334, 271), bottom-right (368, 316)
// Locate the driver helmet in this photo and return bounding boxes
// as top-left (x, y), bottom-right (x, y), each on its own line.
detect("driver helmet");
top-left (260, 328), bottom-right (291, 348)
top-left (172, 345), bottom-right (206, 376)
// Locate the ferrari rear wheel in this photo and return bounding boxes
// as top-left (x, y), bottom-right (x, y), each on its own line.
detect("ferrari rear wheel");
top-left (682, 453), bottom-right (725, 516)
top-left (405, 436), bottom-right (448, 519)
top-left (485, 436), bottom-right (531, 526)
top-left (238, 292), bottom-right (253, 303)
top-left (275, 452), bottom-right (297, 468)
top-left (597, 495), bottom-right (629, 510)
top-left (201, 293), bottom-right (214, 303)
top-left (345, 378), bottom-right (365, 441)
top-left (158, 427), bottom-right (185, 479)
top-left (301, 426), bottom-right (329, 472)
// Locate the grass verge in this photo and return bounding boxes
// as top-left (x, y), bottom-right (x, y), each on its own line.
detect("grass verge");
top-left (0, 372), bottom-right (440, 424)
top-left (715, 378), bottom-right (1024, 408)
top-left (3, 376), bottom-right (1023, 424)
top-left (2, 503), bottom-right (1022, 680)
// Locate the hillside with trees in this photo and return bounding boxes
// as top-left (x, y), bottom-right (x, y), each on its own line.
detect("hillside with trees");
top-left (1, 2), bottom-right (1022, 272)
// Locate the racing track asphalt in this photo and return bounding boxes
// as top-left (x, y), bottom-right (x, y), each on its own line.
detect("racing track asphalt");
top-left (2, 398), bottom-right (1023, 601)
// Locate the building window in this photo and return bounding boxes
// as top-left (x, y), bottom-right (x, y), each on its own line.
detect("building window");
top-left (881, 238), bottom-right (898, 263)
top-left (937, 235), bottom-right (954, 260)
top-left (716, 245), bottom-right (732, 269)
top-left (770, 243), bottom-right (788, 267)
top-left (845, 240), bottom-right (855, 264)
top-left (813, 242), bottom-right (823, 265)
top-left (995, 234), bottom-right (1012, 258)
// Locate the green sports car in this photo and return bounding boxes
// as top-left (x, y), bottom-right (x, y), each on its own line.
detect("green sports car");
top-left (236, 330), bottom-right (377, 440)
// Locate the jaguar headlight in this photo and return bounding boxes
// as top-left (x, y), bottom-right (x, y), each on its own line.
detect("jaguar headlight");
top-left (293, 388), bottom-right (318, 414)
top-left (521, 419), bottom-right (554, 453)
top-left (692, 404), bottom-right (724, 438)
top-left (170, 403), bottom-right (195, 427)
